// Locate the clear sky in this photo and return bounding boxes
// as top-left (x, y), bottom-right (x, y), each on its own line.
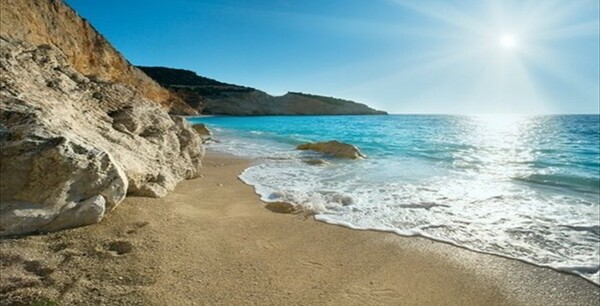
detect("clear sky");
top-left (66, 0), bottom-right (599, 114)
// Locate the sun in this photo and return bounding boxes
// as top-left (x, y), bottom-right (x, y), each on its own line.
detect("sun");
top-left (499, 34), bottom-right (518, 50)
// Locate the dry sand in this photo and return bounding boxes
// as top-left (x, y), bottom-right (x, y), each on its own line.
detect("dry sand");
top-left (1, 152), bottom-right (598, 305)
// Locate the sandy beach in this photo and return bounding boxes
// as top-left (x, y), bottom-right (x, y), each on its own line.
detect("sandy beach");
top-left (1, 151), bottom-right (598, 305)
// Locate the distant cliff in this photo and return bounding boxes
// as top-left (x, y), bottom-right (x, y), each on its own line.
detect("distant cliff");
top-left (138, 66), bottom-right (387, 116)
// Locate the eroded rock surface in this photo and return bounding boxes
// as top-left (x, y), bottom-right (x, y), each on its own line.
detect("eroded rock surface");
top-left (296, 141), bottom-right (366, 159)
top-left (0, 0), bottom-right (196, 115)
top-left (0, 37), bottom-right (203, 236)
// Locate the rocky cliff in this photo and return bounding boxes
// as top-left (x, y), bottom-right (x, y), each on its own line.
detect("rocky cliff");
top-left (139, 66), bottom-right (387, 116)
top-left (0, 0), bottom-right (197, 115)
top-left (0, 1), bottom-right (204, 236)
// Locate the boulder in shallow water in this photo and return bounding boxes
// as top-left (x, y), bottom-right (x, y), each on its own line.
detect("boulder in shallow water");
top-left (192, 123), bottom-right (211, 136)
top-left (296, 141), bottom-right (366, 159)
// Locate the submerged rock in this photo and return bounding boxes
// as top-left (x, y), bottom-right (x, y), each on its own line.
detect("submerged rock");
top-left (296, 141), bottom-right (366, 159)
top-left (303, 159), bottom-right (329, 166)
top-left (264, 202), bottom-right (297, 214)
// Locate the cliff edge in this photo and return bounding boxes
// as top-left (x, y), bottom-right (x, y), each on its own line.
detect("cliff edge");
top-left (0, 0), bottom-right (204, 236)
top-left (0, 0), bottom-right (197, 115)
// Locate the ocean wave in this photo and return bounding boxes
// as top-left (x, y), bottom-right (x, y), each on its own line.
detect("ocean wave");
top-left (238, 159), bottom-right (600, 285)
top-left (513, 173), bottom-right (600, 194)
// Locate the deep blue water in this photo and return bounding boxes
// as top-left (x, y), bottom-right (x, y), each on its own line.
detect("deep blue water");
top-left (188, 114), bottom-right (600, 284)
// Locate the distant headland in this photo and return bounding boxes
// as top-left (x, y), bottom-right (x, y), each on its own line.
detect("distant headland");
top-left (138, 66), bottom-right (387, 116)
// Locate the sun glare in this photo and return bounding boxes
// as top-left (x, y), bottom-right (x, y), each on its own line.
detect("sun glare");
top-left (499, 34), bottom-right (518, 50)
top-left (377, 1), bottom-right (596, 113)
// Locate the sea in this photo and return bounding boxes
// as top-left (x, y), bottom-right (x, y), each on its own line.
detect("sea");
top-left (187, 114), bottom-right (600, 284)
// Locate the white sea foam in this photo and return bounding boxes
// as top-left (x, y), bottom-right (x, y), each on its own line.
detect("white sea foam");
top-left (239, 160), bottom-right (600, 284)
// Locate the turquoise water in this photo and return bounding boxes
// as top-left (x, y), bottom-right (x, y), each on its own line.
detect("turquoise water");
top-left (188, 115), bottom-right (600, 284)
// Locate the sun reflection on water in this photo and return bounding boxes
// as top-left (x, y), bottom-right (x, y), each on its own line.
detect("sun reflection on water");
top-left (463, 115), bottom-right (541, 177)
top-left (441, 115), bottom-right (544, 201)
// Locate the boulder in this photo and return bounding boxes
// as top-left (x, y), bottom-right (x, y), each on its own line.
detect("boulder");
top-left (0, 135), bottom-right (128, 235)
top-left (296, 141), bottom-right (366, 159)
top-left (0, 37), bottom-right (203, 236)
top-left (192, 123), bottom-right (211, 136)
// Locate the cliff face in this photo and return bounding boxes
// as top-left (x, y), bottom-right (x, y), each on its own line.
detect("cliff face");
top-left (138, 66), bottom-right (387, 116)
top-left (0, 0), bottom-right (196, 115)
top-left (0, 1), bottom-right (204, 235)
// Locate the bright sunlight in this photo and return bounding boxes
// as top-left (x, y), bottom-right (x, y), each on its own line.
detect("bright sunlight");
top-left (499, 33), bottom-right (519, 50)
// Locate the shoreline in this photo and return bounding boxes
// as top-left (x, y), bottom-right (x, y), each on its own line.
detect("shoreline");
top-left (238, 150), bottom-right (600, 287)
top-left (226, 137), bottom-right (600, 287)
top-left (1, 151), bottom-right (598, 305)
top-left (314, 215), bottom-right (600, 287)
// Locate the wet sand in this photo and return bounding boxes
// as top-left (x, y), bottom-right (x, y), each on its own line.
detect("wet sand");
top-left (1, 152), bottom-right (598, 305)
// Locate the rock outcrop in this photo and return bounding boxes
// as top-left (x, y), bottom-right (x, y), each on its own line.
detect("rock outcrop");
top-left (296, 141), bottom-right (366, 159)
top-left (138, 66), bottom-right (387, 116)
top-left (0, 1), bottom-right (204, 236)
top-left (0, 0), bottom-right (197, 115)
top-left (192, 124), bottom-right (211, 136)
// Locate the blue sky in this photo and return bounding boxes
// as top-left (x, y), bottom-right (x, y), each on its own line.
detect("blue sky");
top-left (66, 0), bottom-right (599, 114)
